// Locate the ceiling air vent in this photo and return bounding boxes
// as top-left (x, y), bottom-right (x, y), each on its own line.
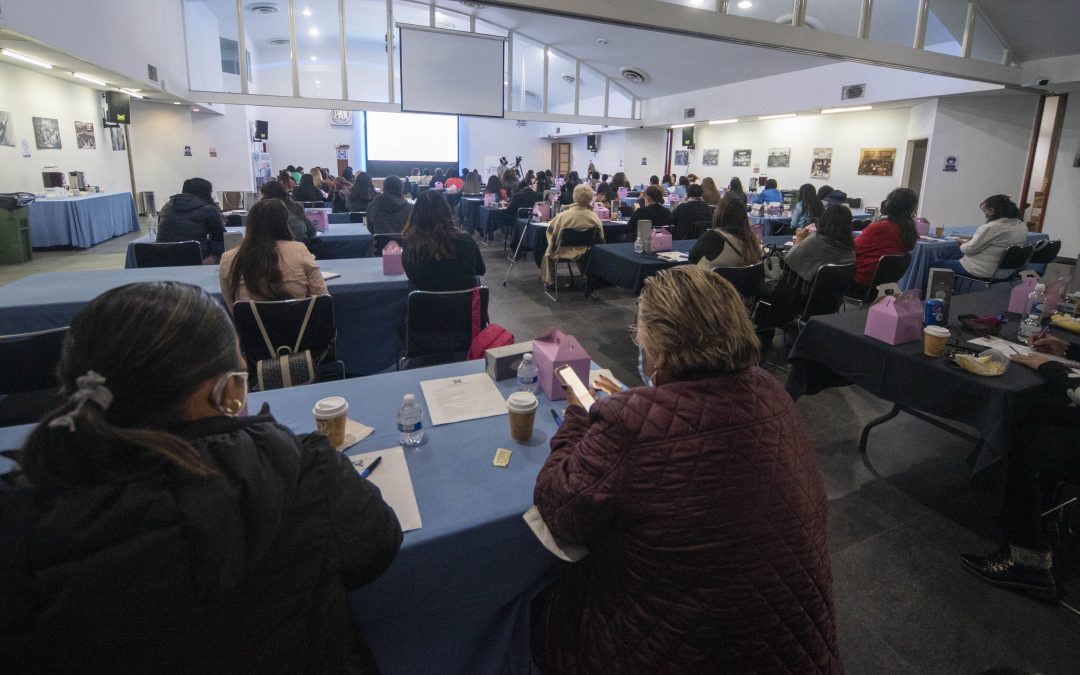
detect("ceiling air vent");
top-left (269, 37), bottom-right (290, 46)
top-left (246, 2), bottom-right (280, 14)
top-left (147, 64), bottom-right (158, 82)
top-left (459, 1), bottom-right (485, 7)
top-left (620, 67), bottom-right (649, 85)
top-left (841, 83), bottom-right (866, 100)
top-left (516, 120), bottom-right (527, 127)
top-left (684, 108), bottom-right (696, 119)
top-left (561, 74), bottom-right (576, 85)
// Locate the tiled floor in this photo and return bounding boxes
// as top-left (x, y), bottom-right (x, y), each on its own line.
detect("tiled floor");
top-left (4, 228), bottom-right (1079, 672)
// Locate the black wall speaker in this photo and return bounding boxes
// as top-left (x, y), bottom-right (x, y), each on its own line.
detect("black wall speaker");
top-left (254, 120), bottom-right (269, 141)
top-left (587, 134), bottom-right (598, 152)
top-left (105, 91), bottom-right (131, 125)
top-left (682, 126), bottom-right (695, 149)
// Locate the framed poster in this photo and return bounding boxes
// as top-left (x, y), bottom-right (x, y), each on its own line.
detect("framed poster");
top-left (810, 147), bottom-right (833, 179)
top-left (858, 148), bottom-right (897, 176)
top-left (767, 147), bottom-right (790, 168)
top-left (0, 111), bottom-right (13, 146)
top-left (732, 149), bottom-right (751, 166)
top-left (674, 150), bottom-right (689, 166)
top-left (701, 149), bottom-right (719, 166)
top-left (75, 121), bottom-right (96, 149)
top-left (32, 117), bottom-right (62, 149)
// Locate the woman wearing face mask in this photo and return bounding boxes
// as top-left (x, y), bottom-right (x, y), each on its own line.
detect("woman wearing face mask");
top-left (531, 266), bottom-right (841, 674)
top-left (0, 282), bottom-right (402, 671)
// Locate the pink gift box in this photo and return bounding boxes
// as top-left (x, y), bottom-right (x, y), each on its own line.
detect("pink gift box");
top-left (532, 328), bottom-right (591, 401)
top-left (650, 228), bottom-right (672, 253)
top-left (914, 217), bottom-right (931, 237)
top-left (533, 203), bottom-right (551, 221)
top-left (864, 293), bottom-right (923, 345)
top-left (484, 193), bottom-right (496, 206)
top-left (1009, 273), bottom-right (1039, 314)
top-left (382, 241), bottom-right (404, 275)
top-left (592, 204), bottom-right (610, 220)
top-left (305, 209), bottom-right (329, 233)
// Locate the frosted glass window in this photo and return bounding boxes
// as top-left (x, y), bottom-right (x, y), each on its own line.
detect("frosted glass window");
top-left (296, 0), bottom-right (342, 99)
top-left (924, 0), bottom-right (965, 56)
top-left (869, 0), bottom-right (920, 48)
top-left (345, 0), bottom-right (390, 102)
top-left (433, 8), bottom-right (469, 32)
top-left (475, 19), bottom-right (506, 37)
top-left (184, 0), bottom-right (239, 93)
top-left (393, 1), bottom-right (433, 104)
top-left (546, 50), bottom-right (575, 115)
top-left (578, 65), bottom-right (604, 118)
top-left (246, 0), bottom-right (294, 96)
top-left (511, 35), bottom-right (544, 113)
top-left (970, 10), bottom-right (1007, 63)
top-left (804, 0), bottom-right (862, 37)
top-left (609, 86), bottom-right (632, 119)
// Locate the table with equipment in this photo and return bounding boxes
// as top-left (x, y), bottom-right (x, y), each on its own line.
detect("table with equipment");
top-left (0, 359), bottom-right (567, 675)
top-left (29, 192), bottom-right (140, 249)
top-left (0, 259), bottom-right (406, 376)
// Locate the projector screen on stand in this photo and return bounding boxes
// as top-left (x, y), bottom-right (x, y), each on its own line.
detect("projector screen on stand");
top-left (365, 111), bottom-right (460, 178)
top-left (398, 24), bottom-right (505, 118)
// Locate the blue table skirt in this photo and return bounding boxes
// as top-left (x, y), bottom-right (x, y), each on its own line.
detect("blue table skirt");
top-left (478, 206), bottom-right (508, 238)
top-left (896, 229), bottom-right (1049, 293)
top-left (30, 192), bottom-right (140, 249)
top-left (0, 359), bottom-right (567, 674)
top-left (460, 198), bottom-right (483, 233)
top-left (0, 259), bottom-right (406, 375)
top-left (512, 219), bottom-right (631, 266)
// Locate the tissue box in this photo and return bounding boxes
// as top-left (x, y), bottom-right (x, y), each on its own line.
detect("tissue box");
top-left (864, 294), bottom-right (923, 345)
top-left (382, 243), bottom-right (404, 275)
top-left (650, 228), bottom-right (672, 252)
top-left (305, 209), bottom-right (329, 233)
top-left (485, 341), bottom-right (534, 381)
top-left (533, 328), bottom-right (591, 401)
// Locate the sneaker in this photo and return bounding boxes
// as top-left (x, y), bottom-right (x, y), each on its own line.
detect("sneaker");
top-left (960, 546), bottom-right (1057, 601)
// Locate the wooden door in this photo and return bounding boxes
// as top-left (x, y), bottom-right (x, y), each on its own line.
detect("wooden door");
top-left (551, 143), bottom-right (571, 176)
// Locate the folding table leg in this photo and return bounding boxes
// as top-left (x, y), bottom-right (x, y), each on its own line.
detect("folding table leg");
top-left (858, 403), bottom-right (903, 477)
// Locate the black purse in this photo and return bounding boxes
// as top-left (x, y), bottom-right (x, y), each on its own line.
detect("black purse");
top-left (250, 298), bottom-right (317, 390)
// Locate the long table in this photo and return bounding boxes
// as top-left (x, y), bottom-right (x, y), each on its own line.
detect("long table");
top-left (478, 205), bottom-right (508, 239)
top-left (897, 229), bottom-right (1048, 293)
top-left (0, 359), bottom-right (565, 674)
top-left (123, 224), bottom-right (374, 267)
top-left (29, 192), bottom-right (140, 248)
top-left (0, 259), bottom-right (407, 376)
top-left (512, 218), bottom-right (631, 266)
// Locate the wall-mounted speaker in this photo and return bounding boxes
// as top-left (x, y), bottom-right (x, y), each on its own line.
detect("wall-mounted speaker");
top-left (254, 120), bottom-right (269, 141)
top-left (105, 91), bottom-right (131, 125)
top-left (681, 126), bottom-right (695, 150)
top-left (587, 134), bottom-right (599, 152)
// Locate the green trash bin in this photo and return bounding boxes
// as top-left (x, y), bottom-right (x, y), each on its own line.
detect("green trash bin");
top-left (0, 206), bottom-right (32, 264)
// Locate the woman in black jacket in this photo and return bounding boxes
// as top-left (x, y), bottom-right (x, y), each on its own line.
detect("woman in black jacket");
top-left (348, 171), bottom-right (378, 213)
top-left (292, 173), bottom-right (326, 204)
top-left (0, 282), bottom-right (402, 672)
top-left (157, 177), bottom-right (226, 258)
top-left (403, 190), bottom-right (485, 291)
top-left (626, 185), bottom-right (673, 242)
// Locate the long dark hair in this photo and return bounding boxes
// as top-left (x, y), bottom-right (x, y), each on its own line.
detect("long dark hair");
top-left (881, 187), bottom-right (919, 250)
top-left (349, 172), bottom-right (377, 204)
top-left (713, 196), bottom-right (760, 266)
top-left (20, 282), bottom-right (240, 488)
top-left (797, 183), bottom-right (824, 222)
top-left (595, 182), bottom-right (615, 204)
top-left (485, 175), bottom-right (502, 195)
top-left (403, 190), bottom-right (460, 263)
top-left (816, 184), bottom-right (834, 201)
top-left (182, 177), bottom-right (214, 204)
top-left (260, 180), bottom-right (306, 220)
top-left (817, 204), bottom-right (854, 249)
top-left (611, 172), bottom-right (627, 189)
top-left (981, 194), bottom-right (1020, 221)
top-left (727, 177), bottom-right (747, 202)
top-left (228, 199), bottom-right (295, 301)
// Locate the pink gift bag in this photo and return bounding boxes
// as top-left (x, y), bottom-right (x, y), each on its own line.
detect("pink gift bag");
top-left (305, 209), bottom-right (329, 233)
top-left (1009, 271), bottom-right (1040, 314)
top-left (483, 193), bottom-right (496, 206)
top-left (533, 202), bottom-right (551, 222)
top-left (382, 241), bottom-right (404, 275)
top-left (864, 289), bottom-right (923, 345)
top-left (593, 204), bottom-right (610, 220)
top-left (434, 181), bottom-right (444, 190)
top-left (650, 228), bottom-right (672, 253)
top-left (914, 217), bottom-right (931, 237)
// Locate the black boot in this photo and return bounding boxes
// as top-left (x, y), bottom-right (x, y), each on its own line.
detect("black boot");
top-left (960, 545), bottom-right (1057, 601)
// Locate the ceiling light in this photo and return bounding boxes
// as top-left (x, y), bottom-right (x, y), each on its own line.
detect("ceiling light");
top-left (670, 123), bottom-right (694, 129)
top-left (74, 72), bottom-right (108, 86)
top-left (173, 101), bottom-right (181, 105)
top-left (821, 105), bottom-right (873, 114)
top-left (120, 88), bottom-right (145, 99)
top-left (192, 108), bottom-right (200, 112)
top-left (301, 6), bottom-right (311, 16)
top-left (689, 0), bottom-right (704, 5)
top-left (1, 49), bottom-right (53, 69)
top-left (310, 55), bottom-right (318, 61)
top-left (758, 113), bottom-right (796, 120)
top-left (709, 118), bottom-right (738, 125)
top-left (737, 1), bottom-right (753, 8)
top-left (309, 27), bottom-right (319, 37)
top-left (597, 38), bottom-right (609, 45)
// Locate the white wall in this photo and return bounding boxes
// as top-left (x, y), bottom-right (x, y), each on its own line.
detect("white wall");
top-left (1041, 95), bottom-right (1080, 258)
top-left (246, 106), bottom-right (365, 175)
top-left (459, 117), bottom-right (553, 178)
top-left (920, 93), bottom-right (1038, 228)
top-left (0, 61), bottom-right (130, 193)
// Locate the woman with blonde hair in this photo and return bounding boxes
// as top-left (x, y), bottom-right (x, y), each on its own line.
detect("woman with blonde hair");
top-left (532, 265), bottom-right (840, 674)
top-left (700, 176), bottom-right (722, 206)
top-left (540, 183), bottom-right (605, 287)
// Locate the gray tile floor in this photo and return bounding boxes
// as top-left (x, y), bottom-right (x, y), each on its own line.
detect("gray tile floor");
top-left (4, 227), bottom-right (1079, 673)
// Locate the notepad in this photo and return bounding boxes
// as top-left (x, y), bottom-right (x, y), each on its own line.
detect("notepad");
top-left (349, 446), bottom-right (422, 532)
top-left (420, 372), bottom-right (508, 426)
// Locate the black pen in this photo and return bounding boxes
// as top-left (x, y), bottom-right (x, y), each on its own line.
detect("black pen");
top-left (359, 456), bottom-right (382, 479)
top-left (551, 409), bottom-right (563, 427)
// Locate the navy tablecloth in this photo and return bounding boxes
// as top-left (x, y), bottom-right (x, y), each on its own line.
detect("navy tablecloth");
top-left (585, 240), bottom-right (696, 294)
top-left (29, 192), bottom-right (140, 249)
top-left (896, 230), bottom-right (1048, 293)
top-left (0, 259), bottom-right (406, 375)
top-left (0, 359), bottom-right (566, 674)
top-left (478, 205), bottom-right (508, 239)
top-left (124, 224), bottom-right (373, 267)
top-left (512, 219), bottom-right (632, 266)
top-left (460, 197), bottom-right (483, 233)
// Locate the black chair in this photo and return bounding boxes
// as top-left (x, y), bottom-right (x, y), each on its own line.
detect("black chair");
top-left (798, 263), bottom-right (856, 328)
top-left (545, 227), bottom-right (600, 302)
top-left (714, 263), bottom-right (765, 310)
top-left (843, 253), bottom-right (911, 308)
top-left (232, 295), bottom-right (344, 389)
top-left (348, 211), bottom-right (366, 224)
top-left (132, 241), bottom-right (203, 268)
top-left (372, 233), bottom-right (405, 257)
top-left (0, 327), bottom-right (68, 426)
top-left (846, 197), bottom-right (863, 209)
top-left (1028, 239), bottom-right (1062, 270)
top-left (953, 244), bottom-right (1033, 291)
top-left (399, 287), bottom-right (489, 370)
top-left (618, 204), bottom-right (635, 219)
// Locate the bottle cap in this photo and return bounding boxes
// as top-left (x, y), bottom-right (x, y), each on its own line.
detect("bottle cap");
top-left (1036, 283), bottom-right (1046, 291)
top-left (403, 394), bottom-right (416, 403)
top-left (523, 352), bottom-right (532, 361)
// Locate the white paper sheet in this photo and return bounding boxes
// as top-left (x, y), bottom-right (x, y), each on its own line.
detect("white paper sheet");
top-left (523, 506), bottom-right (589, 562)
top-left (969, 336), bottom-right (1080, 369)
top-left (349, 446), bottom-right (423, 532)
top-left (420, 372), bottom-right (509, 426)
top-left (321, 270), bottom-right (341, 280)
top-left (655, 251), bottom-right (689, 262)
top-left (589, 368), bottom-right (626, 392)
top-left (335, 418), bottom-right (374, 452)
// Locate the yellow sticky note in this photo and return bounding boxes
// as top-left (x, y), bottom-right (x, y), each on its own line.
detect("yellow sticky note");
top-left (493, 447), bottom-right (512, 467)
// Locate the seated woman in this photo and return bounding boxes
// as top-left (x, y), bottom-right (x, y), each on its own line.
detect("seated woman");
top-left (157, 177), bottom-right (226, 259)
top-left (484, 175), bottom-right (506, 202)
top-left (727, 176), bottom-right (748, 205)
top-left (330, 177), bottom-right (351, 213)
top-left (219, 199), bottom-right (328, 307)
top-left (557, 171), bottom-right (579, 206)
top-left (347, 171), bottom-right (378, 213)
top-left (0, 281), bottom-right (401, 671)
top-left (626, 185), bottom-right (673, 241)
top-left (751, 178), bottom-right (782, 204)
top-left (930, 194), bottom-right (1028, 278)
top-left (366, 176), bottom-right (412, 236)
top-left (689, 196), bottom-right (763, 270)
top-left (292, 173), bottom-right (325, 204)
top-left (402, 190), bottom-right (485, 291)
top-left (791, 182), bottom-right (825, 231)
top-left (592, 181), bottom-right (615, 209)
top-left (701, 176), bottom-right (722, 206)
top-left (443, 168), bottom-right (464, 192)
top-left (674, 175), bottom-right (690, 199)
top-left (532, 265), bottom-right (841, 674)
top-left (260, 180), bottom-right (316, 243)
top-left (671, 184), bottom-right (713, 240)
top-left (850, 187), bottom-right (919, 299)
top-left (461, 170), bottom-right (483, 195)
top-left (540, 184), bottom-right (605, 287)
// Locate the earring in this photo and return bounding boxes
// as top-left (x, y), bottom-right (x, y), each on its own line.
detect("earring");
top-left (222, 399), bottom-right (243, 416)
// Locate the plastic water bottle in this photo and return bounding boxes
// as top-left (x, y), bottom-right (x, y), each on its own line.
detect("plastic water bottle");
top-left (516, 353), bottom-right (539, 394)
top-left (1027, 283), bottom-right (1047, 323)
top-left (1017, 314), bottom-right (1042, 344)
top-left (633, 236), bottom-right (644, 254)
top-left (396, 394), bottom-right (425, 447)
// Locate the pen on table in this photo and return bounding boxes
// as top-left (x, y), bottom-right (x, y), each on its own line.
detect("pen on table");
top-left (551, 409), bottom-right (562, 427)
top-left (1010, 345), bottom-right (1023, 355)
top-left (359, 456), bottom-right (382, 479)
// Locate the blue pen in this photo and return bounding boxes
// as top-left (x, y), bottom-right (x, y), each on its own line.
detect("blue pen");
top-left (359, 456), bottom-right (382, 479)
top-left (551, 409), bottom-right (563, 427)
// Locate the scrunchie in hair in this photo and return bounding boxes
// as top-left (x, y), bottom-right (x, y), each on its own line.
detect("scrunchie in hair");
top-left (48, 371), bottom-right (113, 432)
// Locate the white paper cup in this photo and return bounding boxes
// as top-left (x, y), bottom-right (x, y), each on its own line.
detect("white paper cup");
top-left (313, 396), bottom-right (349, 446)
top-left (507, 392), bottom-right (539, 442)
top-left (923, 325), bottom-right (950, 357)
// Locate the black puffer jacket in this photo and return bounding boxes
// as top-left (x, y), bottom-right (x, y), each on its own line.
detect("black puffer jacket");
top-left (157, 193), bottom-right (226, 257)
top-left (366, 194), bottom-right (412, 235)
top-left (0, 408), bottom-right (402, 673)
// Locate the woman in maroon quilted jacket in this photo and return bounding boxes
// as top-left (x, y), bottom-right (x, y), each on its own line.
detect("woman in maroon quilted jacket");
top-left (532, 265), bottom-right (842, 674)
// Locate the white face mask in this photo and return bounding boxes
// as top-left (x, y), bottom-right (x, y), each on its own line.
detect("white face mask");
top-left (637, 345), bottom-right (654, 387)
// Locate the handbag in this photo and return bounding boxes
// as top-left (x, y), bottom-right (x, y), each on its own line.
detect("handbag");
top-left (250, 297), bottom-right (318, 390)
top-left (467, 288), bottom-right (513, 360)
top-left (762, 250), bottom-right (785, 281)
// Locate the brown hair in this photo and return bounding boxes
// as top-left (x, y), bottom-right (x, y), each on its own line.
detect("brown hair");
top-left (638, 266), bottom-right (760, 381)
top-left (643, 185), bottom-right (665, 205)
top-left (403, 190), bottom-right (460, 263)
top-left (713, 196), bottom-right (761, 266)
top-left (227, 199), bottom-right (296, 301)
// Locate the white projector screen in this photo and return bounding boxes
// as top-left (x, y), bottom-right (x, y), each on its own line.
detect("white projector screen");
top-left (365, 112), bottom-right (459, 162)
top-left (399, 24), bottom-right (505, 118)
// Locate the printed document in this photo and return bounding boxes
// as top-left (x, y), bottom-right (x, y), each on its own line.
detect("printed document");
top-left (420, 372), bottom-right (509, 426)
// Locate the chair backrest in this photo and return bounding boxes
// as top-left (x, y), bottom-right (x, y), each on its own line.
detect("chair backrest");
top-left (800, 262), bottom-right (855, 321)
top-left (1028, 239), bottom-right (1061, 265)
top-left (0, 326), bottom-right (68, 394)
top-left (689, 220), bottom-right (711, 240)
top-left (846, 197), bottom-right (863, 209)
top-left (348, 211), bottom-right (366, 224)
top-left (996, 244), bottom-right (1034, 275)
top-left (557, 226), bottom-right (600, 251)
top-left (373, 233), bottom-right (405, 257)
top-left (132, 241), bottom-right (203, 268)
top-left (516, 207), bottom-right (533, 222)
top-left (866, 253), bottom-right (912, 294)
top-left (404, 287), bottom-right (489, 360)
top-left (714, 263), bottom-right (765, 299)
top-left (223, 231), bottom-right (244, 252)
top-left (232, 295), bottom-right (337, 369)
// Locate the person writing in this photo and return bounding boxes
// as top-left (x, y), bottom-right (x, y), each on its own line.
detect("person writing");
top-left (540, 184), bottom-right (605, 287)
top-left (402, 191), bottom-right (485, 291)
top-left (532, 266), bottom-right (841, 674)
top-left (0, 281), bottom-right (401, 671)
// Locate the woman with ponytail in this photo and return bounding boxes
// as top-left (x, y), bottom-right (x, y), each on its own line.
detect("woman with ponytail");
top-left (0, 282), bottom-right (401, 672)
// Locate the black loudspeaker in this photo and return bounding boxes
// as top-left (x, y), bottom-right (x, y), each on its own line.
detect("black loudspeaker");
top-left (254, 120), bottom-right (269, 141)
top-left (105, 91), bottom-right (131, 125)
top-left (682, 126), bottom-right (695, 149)
top-left (587, 134), bottom-right (598, 152)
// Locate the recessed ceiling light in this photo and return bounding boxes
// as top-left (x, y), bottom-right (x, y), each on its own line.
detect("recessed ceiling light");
top-left (192, 108), bottom-right (200, 112)
top-left (310, 55), bottom-right (318, 61)
top-left (301, 6), bottom-right (311, 16)
top-left (0, 49), bottom-right (53, 69)
top-left (737, 0), bottom-right (753, 8)
top-left (597, 38), bottom-right (609, 45)
top-left (709, 118), bottom-right (738, 125)
top-left (74, 72), bottom-right (108, 86)
top-left (315, 80), bottom-right (321, 84)
top-left (758, 113), bottom-right (796, 120)
top-left (670, 123), bottom-right (694, 129)
top-left (309, 27), bottom-right (319, 37)
top-left (821, 105), bottom-right (873, 114)
top-left (120, 88), bottom-right (145, 99)
top-left (173, 101), bottom-right (181, 105)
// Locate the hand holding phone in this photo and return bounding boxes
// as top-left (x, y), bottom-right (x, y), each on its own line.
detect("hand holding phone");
top-left (556, 365), bottom-right (596, 411)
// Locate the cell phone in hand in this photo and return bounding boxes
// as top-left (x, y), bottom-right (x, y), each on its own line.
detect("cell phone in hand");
top-left (556, 365), bottom-right (596, 411)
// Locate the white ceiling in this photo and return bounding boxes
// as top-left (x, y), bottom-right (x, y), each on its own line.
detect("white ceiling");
top-left (979, 0), bottom-right (1080, 62)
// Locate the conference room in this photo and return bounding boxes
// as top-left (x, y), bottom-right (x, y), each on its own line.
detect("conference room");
top-left (1, 0), bottom-right (1079, 672)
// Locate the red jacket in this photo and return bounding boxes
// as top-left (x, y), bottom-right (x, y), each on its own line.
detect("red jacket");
top-left (533, 369), bottom-right (842, 674)
top-left (854, 219), bottom-right (912, 285)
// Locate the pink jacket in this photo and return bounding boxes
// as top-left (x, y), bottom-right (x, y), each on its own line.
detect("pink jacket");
top-left (219, 241), bottom-right (328, 308)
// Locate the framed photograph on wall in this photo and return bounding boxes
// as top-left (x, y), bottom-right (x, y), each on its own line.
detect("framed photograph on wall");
top-left (767, 147), bottom-right (790, 168)
top-left (109, 126), bottom-right (126, 151)
top-left (75, 121), bottom-right (96, 149)
top-left (732, 149), bottom-right (751, 166)
top-left (32, 117), bottom-right (62, 150)
top-left (810, 147), bottom-right (833, 179)
top-left (0, 111), bottom-right (13, 147)
top-left (858, 147), bottom-right (897, 176)
top-left (674, 150), bottom-right (690, 166)
top-left (701, 149), bottom-right (720, 166)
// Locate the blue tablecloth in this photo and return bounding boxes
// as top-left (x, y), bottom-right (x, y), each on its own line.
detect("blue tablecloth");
top-left (460, 198), bottom-right (483, 233)
top-left (512, 219), bottom-right (631, 266)
top-left (0, 359), bottom-right (565, 674)
top-left (29, 192), bottom-right (140, 249)
top-left (329, 212), bottom-right (349, 224)
top-left (896, 230), bottom-right (1048, 293)
top-left (0, 260), bottom-right (406, 375)
top-left (478, 205), bottom-right (508, 239)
